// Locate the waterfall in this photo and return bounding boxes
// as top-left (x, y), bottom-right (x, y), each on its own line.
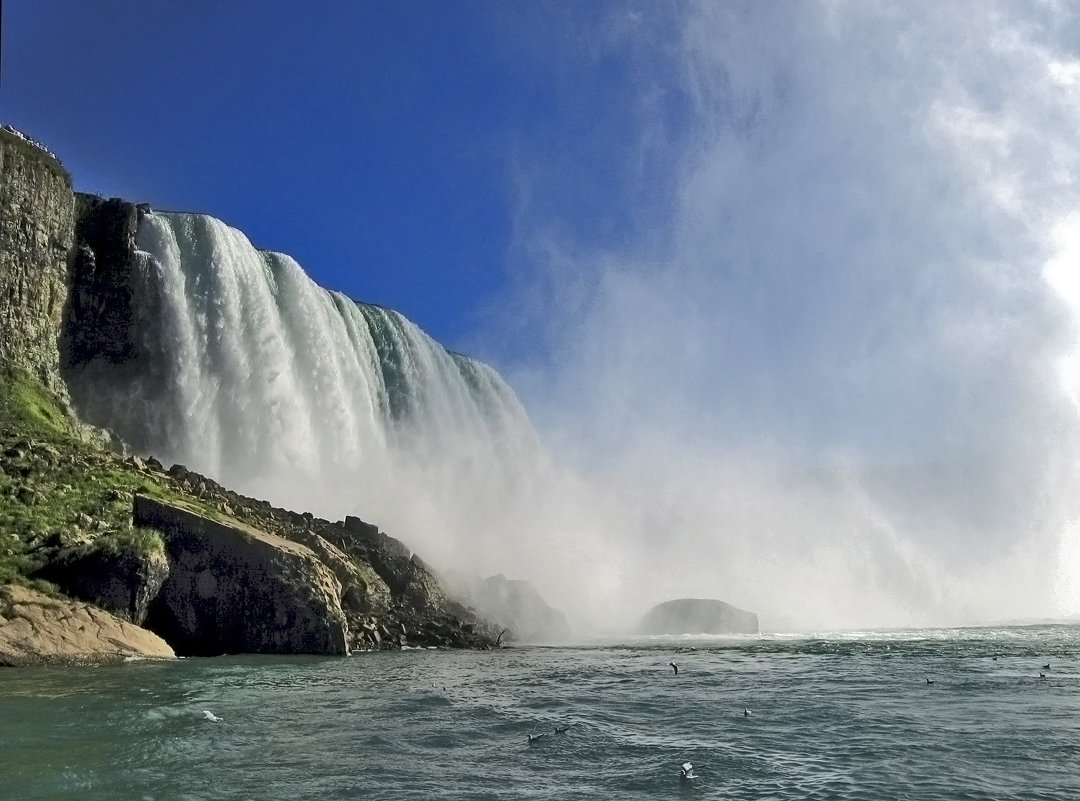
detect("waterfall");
top-left (67, 211), bottom-right (541, 556)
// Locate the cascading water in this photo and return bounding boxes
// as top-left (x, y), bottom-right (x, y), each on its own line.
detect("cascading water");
top-left (66, 211), bottom-right (541, 562)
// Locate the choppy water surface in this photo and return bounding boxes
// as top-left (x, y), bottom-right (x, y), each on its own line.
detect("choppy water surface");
top-left (2, 625), bottom-right (1079, 800)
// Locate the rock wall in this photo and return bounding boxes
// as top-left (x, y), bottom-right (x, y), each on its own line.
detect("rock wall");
top-left (135, 471), bottom-right (500, 652)
top-left (134, 494), bottom-right (350, 656)
top-left (62, 196), bottom-right (144, 371)
top-left (0, 128), bottom-right (75, 391)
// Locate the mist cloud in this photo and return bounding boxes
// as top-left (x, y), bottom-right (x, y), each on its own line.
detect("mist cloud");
top-left (483, 1), bottom-right (1080, 629)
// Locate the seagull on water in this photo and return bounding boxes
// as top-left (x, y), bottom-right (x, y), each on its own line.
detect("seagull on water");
top-left (201, 710), bottom-right (222, 722)
top-left (744, 708), bottom-right (752, 717)
top-left (1043, 663), bottom-right (1051, 670)
top-left (926, 678), bottom-right (934, 685)
top-left (554, 725), bottom-right (570, 734)
top-left (669, 661), bottom-right (679, 676)
top-left (680, 761), bottom-right (697, 781)
top-left (528, 732), bottom-right (546, 743)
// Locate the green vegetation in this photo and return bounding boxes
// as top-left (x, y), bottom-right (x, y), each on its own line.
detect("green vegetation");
top-left (80, 527), bottom-right (166, 562)
top-left (0, 366), bottom-right (193, 588)
top-left (0, 367), bottom-right (75, 441)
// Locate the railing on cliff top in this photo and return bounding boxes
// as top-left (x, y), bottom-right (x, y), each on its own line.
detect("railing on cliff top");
top-left (1, 124), bottom-right (69, 181)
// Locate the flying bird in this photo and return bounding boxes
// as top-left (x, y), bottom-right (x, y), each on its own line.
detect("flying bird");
top-left (201, 710), bottom-right (221, 722)
top-left (669, 661), bottom-right (679, 675)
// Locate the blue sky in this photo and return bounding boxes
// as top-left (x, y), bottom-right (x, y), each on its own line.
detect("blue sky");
top-left (3, 1), bottom-right (646, 348)
top-left (7, 2), bottom-right (1080, 624)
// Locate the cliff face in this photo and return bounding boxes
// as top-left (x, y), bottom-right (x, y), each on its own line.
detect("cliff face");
top-left (0, 128), bottom-right (75, 392)
top-left (62, 196), bottom-right (143, 371)
top-left (135, 494), bottom-right (350, 656)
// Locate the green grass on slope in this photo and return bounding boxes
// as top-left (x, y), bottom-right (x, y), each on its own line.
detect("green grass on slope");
top-left (0, 366), bottom-right (193, 588)
top-left (0, 367), bottom-right (75, 442)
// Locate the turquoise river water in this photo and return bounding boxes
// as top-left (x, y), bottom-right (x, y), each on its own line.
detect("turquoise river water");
top-left (2, 625), bottom-right (1078, 800)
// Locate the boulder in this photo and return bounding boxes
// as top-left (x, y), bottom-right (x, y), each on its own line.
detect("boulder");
top-left (639, 598), bottom-right (759, 635)
top-left (0, 583), bottom-right (174, 666)
top-left (134, 495), bottom-right (349, 656)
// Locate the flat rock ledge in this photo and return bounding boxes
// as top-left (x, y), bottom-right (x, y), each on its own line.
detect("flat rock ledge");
top-left (0, 584), bottom-right (175, 666)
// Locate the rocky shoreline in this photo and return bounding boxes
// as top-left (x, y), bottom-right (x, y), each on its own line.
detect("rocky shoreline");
top-left (0, 583), bottom-right (174, 666)
top-left (0, 427), bottom-right (500, 665)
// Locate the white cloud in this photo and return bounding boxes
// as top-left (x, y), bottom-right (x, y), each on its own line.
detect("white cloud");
top-left (490, 0), bottom-right (1080, 628)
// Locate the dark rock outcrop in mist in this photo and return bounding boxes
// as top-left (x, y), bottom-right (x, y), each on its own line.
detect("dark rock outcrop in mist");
top-left (135, 466), bottom-right (500, 655)
top-left (639, 598), bottom-right (759, 635)
top-left (440, 569), bottom-right (571, 643)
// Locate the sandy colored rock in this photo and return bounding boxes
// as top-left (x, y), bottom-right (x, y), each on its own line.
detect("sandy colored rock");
top-left (0, 583), bottom-right (175, 666)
